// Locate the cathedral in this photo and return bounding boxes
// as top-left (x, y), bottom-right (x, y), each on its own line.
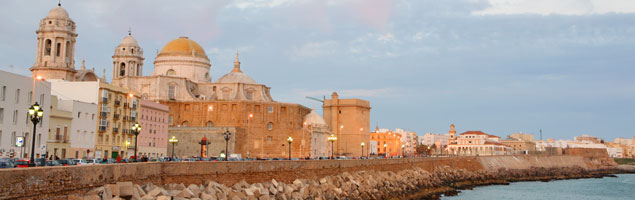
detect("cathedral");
top-left (28, 3), bottom-right (333, 159)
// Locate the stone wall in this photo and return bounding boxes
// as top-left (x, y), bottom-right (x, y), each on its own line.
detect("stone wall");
top-left (0, 155), bottom-right (612, 199)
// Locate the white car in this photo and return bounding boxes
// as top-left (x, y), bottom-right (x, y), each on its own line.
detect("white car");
top-left (74, 159), bottom-right (94, 165)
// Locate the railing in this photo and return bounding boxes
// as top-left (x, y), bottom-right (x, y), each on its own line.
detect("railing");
top-left (114, 113), bottom-right (120, 119)
top-left (114, 100), bottom-right (121, 106)
top-left (122, 129), bottom-right (129, 134)
top-left (112, 127), bottom-right (119, 133)
top-left (101, 97), bottom-right (109, 104)
top-left (99, 126), bottom-right (107, 132)
top-left (123, 102), bottom-right (128, 107)
top-left (131, 116), bottom-right (136, 122)
top-left (100, 112), bottom-right (108, 118)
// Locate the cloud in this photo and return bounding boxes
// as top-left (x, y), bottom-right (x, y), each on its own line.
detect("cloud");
top-left (474, 0), bottom-right (635, 15)
top-left (290, 41), bottom-right (339, 58)
top-left (377, 33), bottom-right (396, 43)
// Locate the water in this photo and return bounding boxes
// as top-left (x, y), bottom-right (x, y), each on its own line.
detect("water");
top-left (443, 174), bottom-right (635, 200)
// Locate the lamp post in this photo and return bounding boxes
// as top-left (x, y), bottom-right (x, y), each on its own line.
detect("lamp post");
top-left (383, 143), bottom-right (387, 158)
top-left (223, 130), bottom-right (231, 161)
top-left (402, 144), bottom-right (405, 158)
top-left (427, 146), bottom-right (431, 157)
top-left (168, 136), bottom-right (178, 160)
top-left (287, 136), bottom-right (293, 160)
top-left (247, 113), bottom-right (253, 159)
top-left (361, 142), bottom-right (365, 158)
top-left (28, 102), bottom-right (44, 167)
top-left (130, 122), bottom-right (141, 162)
top-left (328, 134), bottom-right (337, 159)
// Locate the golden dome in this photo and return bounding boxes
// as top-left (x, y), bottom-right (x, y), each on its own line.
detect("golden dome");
top-left (158, 37), bottom-right (208, 60)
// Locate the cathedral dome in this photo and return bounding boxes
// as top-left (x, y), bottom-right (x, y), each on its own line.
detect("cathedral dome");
top-left (304, 109), bottom-right (326, 125)
top-left (47, 5), bottom-right (70, 19)
top-left (216, 52), bottom-right (257, 84)
top-left (158, 37), bottom-right (209, 60)
top-left (120, 35), bottom-right (139, 47)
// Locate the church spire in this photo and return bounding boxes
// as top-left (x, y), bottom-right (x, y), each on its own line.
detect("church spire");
top-left (232, 50), bottom-right (242, 73)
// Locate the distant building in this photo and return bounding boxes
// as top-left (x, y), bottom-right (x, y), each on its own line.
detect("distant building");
top-left (394, 129), bottom-right (417, 156)
top-left (303, 109), bottom-right (330, 158)
top-left (574, 134), bottom-right (603, 144)
top-left (501, 139), bottom-right (536, 154)
top-left (0, 70), bottom-right (51, 159)
top-left (607, 147), bottom-right (623, 158)
top-left (507, 132), bottom-right (535, 142)
top-left (47, 96), bottom-right (72, 159)
top-left (369, 140), bottom-right (377, 156)
top-left (370, 127), bottom-right (402, 157)
top-left (447, 129), bottom-right (511, 156)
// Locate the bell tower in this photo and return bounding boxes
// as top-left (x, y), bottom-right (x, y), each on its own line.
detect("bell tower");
top-left (112, 30), bottom-right (144, 80)
top-left (449, 124), bottom-right (457, 144)
top-left (31, 3), bottom-right (78, 81)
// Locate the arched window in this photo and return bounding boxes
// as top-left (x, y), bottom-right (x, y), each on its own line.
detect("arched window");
top-left (45, 39), bottom-right (52, 56)
top-left (166, 69), bottom-right (176, 76)
top-left (136, 64), bottom-right (140, 76)
top-left (119, 63), bottom-right (126, 77)
top-left (56, 43), bottom-right (61, 57)
top-left (131, 48), bottom-right (134, 54)
top-left (267, 122), bottom-right (273, 131)
top-left (65, 41), bottom-right (71, 58)
top-left (168, 84), bottom-right (176, 100)
top-left (181, 121), bottom-right (189, 127)
top-left (206, 121), bottom-right (214, 127)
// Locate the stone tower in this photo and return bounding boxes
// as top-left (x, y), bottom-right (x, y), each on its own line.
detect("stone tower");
top-left (31, 3), bottom-right (78, 81)
top-left (112, 31), bottom-right (144, 80)
top-left (449, 124), bottom-right (457, 144)
top-left (323, 92), bottom-right (371, 157)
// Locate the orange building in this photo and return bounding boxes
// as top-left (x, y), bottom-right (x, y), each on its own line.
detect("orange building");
top-left (323, 92), bottom-right (370, 157)
top-left (370, 127), bottom-right (403, 157)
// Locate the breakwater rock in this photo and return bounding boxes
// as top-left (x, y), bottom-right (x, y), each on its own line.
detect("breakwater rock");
top-left (73, 166), bottom-right (634, 200)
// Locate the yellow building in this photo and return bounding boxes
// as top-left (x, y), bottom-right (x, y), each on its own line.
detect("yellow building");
top-left (47, 96), bottom-right (72, 159)
top-left (96, 82), bottom-right (139, 159)
top-left (323, 92), bottom-right (371, 158)
top-left (369, 128), bottom-right (403, 157)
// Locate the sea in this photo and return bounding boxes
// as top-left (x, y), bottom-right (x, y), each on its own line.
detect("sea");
top-left (442, 174), bottom-right (635, 200)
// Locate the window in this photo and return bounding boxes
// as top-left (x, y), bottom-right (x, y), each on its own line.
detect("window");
top-left (268, 106), bottom-right (274, 113)
top-left (0, 108), bottom-right (3, 124)
top-left (267, 136), bottom-right (272, 142)
top-left (56, 43), bottom-right (61, 57)
top-left (168, 116), bottom-right (173, 125)
top-left (119, 63), bottom-right (126, 77)
top-left (168, 85), bottom-right (176, 100)
top-left (15, 89), bottom-right (20, 104)
top-left (11, 132), bottom-right (16, 146)
top-left (206, 121), bottom-right (214, 127)
top-left (39, 94), bottom-right (44, 105)
top-left (77, 112), bottom-right (81, 118)
top-left (166, 69), bottom-right (176, 76)
top-left (0, 130), bottom-right (2, 146)
top-left (13, 110), bottom-right (18, 124)
top-left (0, 86), bottom-right (5, 101)
top-left (27, 91), bottom-right (32, 104)
top-left (65, 41), bottom-right (71, 58)
top-left (45, 39), bottom-right (51, 55)
top-left (267, 122), bottom-right (273, 130)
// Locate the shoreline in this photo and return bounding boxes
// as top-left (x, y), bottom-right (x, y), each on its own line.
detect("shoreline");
top-left (400, 166), bottom-right (635, 200)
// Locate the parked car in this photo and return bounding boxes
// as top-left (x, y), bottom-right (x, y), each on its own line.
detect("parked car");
top-left (73, 159), bottom-right (90, 165)
top-left (15, 160), bottom-right (30, 168)
top-left (106, 158), bottom-right (116, 164)
top-left (0, 161), bottom-right (14, 168)
top-left (34, 158), bottom-right (46, 166)
top-left (57, 159), bottom-right (71, 166)
top-left (45, 160), bottom-right (61, 166)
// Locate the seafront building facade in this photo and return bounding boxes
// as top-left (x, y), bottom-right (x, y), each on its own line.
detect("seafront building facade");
top-left (447, 129), bottom-right (511, 156)
top-left (138, 99), bottom-right (169, 158)
top-left (370, 127), bottom-right (403, 157)
top-left (323, 93), bottom-right (371, 158)
top-left (47, 96), bottom-right (72, 159)
top-left (0, 70), bottom-right (51, 159)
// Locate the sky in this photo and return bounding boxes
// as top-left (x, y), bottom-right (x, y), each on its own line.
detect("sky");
top-left (1, 0), bottom-right (634, 141)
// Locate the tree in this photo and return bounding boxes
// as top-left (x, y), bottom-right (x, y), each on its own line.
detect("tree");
top-left (416, 144), bottom-right (429, 155)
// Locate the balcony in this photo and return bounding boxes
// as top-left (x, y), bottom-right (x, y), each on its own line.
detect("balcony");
top-left (114, 100), bottom-right (121, 106)
top-left (100, 112), bottom-right (108, 118)
top-left (114, 113), bottom-right (120, 120)
top-left (112, 127), bottom-right (119, 133)
top-left (122, 129), bottom-right (129, 134)
top-left (123, 115), bottom-right (128, 121)
top-left (131, 116), bottom-right (136, 122)
top-left (101, 97), bottom-right (109, 104)
top-left (99, 126), bottom-right (107, 132)
top-left (123, 102), bottom-right (128, 107)
top-left (53, 135), bottom-right (69, 143)
top-left (132, 104), bottom-right (137, 109)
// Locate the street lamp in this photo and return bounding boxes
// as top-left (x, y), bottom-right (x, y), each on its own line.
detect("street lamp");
top-left (427, 146), bottom-right (431, 157)
top-left (223, 130), bottom-right (231, 161)
top-left (130, 122), bottom-right (141, 161)
top-left (383, 143), bottom-right (387, 158)
top-left (328, 134), bottom-right (337, 159)
top-left (168, 136), bottom-right (178, 160)
top-left (361, 142), bottom-right (365, 158)
top-left (287, 136), bottom-right (293, 160)
top-left (27, 102), bottom-right (44, 167)
top-left (402, 144), bottom-right (405, 158)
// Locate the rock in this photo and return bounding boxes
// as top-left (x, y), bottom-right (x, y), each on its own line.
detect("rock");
top-left (175, 183), bottom-right (186, 190)
top-left (147, 187), bottom-right (162, 197)
top-left (105, 184), bottom-right (118, 197)
top-left (82, 195), bottom-right (101, 200)
top-left (67, 195), bottom-right (83, 200)
top-left (188, 184), bottom-right (201, 196)
top-left (135, 184), bottom-right (146, 197)
top-left (86, 187), bottom-right (105, 196)
top-left (292, 179), bottom-right (303, 187)
top-left (157, 196), bottom-right (171, 200)
top-left (140, 194), bottom-right (155, 200)
top-left (182, 188), bottom-right (195, 198)
top-left (117, 182), bottom-right (134, 197)
top-left (201, 192), bottom-right (216, 200)
top-left (271, 179), bottom-right (279, 187)
top-left (268, 186), bottom-right (277, 195)
top-left (319, 178), bottom-right (327, 184)
top-left (258, 195), bottom-right (271, 200)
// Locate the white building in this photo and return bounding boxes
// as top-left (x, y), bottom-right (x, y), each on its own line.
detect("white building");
top-left (394, 129), bottom-right (417, 156)
top-left (0, 70), bottom-right (51, 159)
top-left (303, 109), bottom-right (329, 159)
top-left (57, 98), bottom-right (97, 158)
top-left (607, 147), bottom-right (623, 158)
top-left (369, 140), bottom-right (378, 156)
top-left (420, 133), bottom-right (450, 147)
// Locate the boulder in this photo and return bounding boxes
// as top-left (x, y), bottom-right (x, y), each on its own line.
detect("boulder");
top-left (271, 179), bottom-right (279, 187)
top-left (135, 184), bottom-right (146, 197)
top-left (147, 187), bottom-right (162, 197)
top-left (183, 188), bottom-right (195, 198)
top-left (82, 195), bottom-right (101, 200)
top-left (157, 196), bottom-right (171, 200)
top-left (201, 192), bottom-right (216, 200)
top-left (105, 184), bottom-right (119, 197)
top-left (117, 182), bottom-right (134, 197)
top-left (268, 186), bottom-right (277, 195)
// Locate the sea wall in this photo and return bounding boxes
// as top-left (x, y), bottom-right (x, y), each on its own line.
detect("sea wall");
top-left (0, 155), bottom-right (615, 199)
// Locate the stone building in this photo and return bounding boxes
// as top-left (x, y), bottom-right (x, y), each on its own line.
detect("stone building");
top-left (0, 70), bottom-right (51, 159)
top-left (167, 127), bottom-right (236, 158)
top-left (303, 109), bottom-right (330, 158)
top-left (138, 99), bottom-right (169, 158)
top-left (47, 96), bottom-right (72, 159)
top-left (110, 34), bottom-right (312, 159)
top-left (500, 139), bottom-right (536, 154)
top-left (448, 130), bottom-right (511, 156)
top-left (507, 132), bottom-right (535, 142)
top-left (323, 92), bottom-right (370, 157)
